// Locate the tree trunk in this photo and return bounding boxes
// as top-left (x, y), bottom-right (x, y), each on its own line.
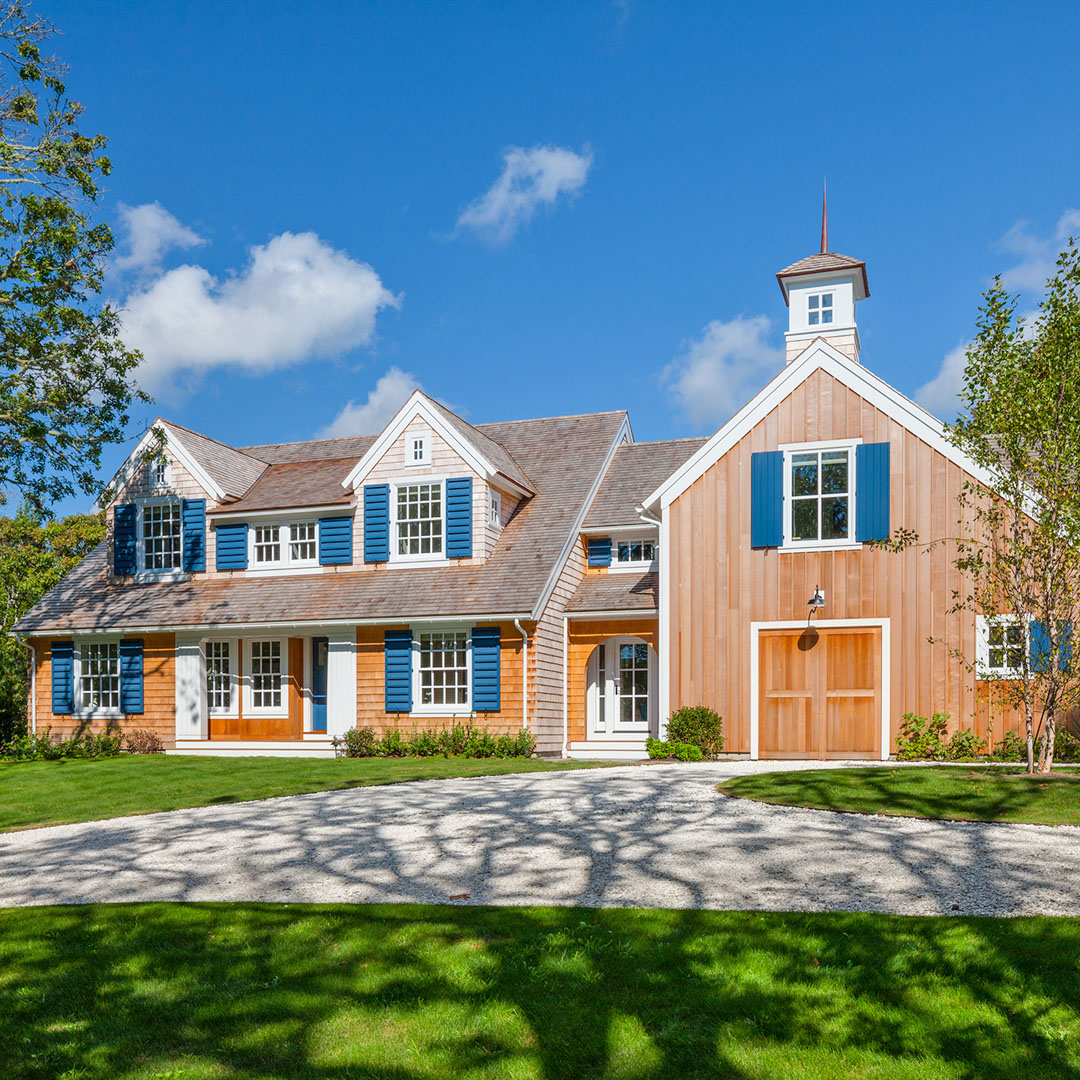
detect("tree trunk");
top-left (1024, 696), bottom-right (1035, 774)
top-left (1039, 709), bottom-right (1057, 774)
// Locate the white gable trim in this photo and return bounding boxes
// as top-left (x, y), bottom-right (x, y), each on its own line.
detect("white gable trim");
top-left (644, 339), bottom-right (997, 511)
top-left (342, 391), bottom-right (494, 491)
top-left (95, 421), bottom-right (226, 509)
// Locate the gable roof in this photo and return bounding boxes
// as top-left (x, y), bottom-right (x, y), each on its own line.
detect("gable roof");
top-left (159, 420), bottom-right (269, 498)
top-left (15, 411), bottom-right (628, 634)
top-left (206, 457), bottom-right (357, 516)
top-left (238, 434), bottom-right (377, 464)
top-left (584, 438), bottom-right (708, 528)
top-left (644, 338), bottom-right (997, 511)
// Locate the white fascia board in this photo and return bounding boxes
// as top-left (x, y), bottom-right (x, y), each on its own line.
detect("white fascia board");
top-left (643, 340), bottom-right (998, 512)
top-left (208, 503), bottom-right (355, 523)
top-left (342, 392), bottom-right (494, 490)
top-left (530, 415), bottom-right (633, 621)
top-left (95, 421), bottom-right (227, 509)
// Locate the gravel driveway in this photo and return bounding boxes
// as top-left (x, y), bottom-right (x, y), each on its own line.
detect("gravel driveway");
top-left (1, 760), bottom-right (1077, 916)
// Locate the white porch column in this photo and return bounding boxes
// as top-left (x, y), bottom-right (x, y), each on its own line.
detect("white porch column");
top-left (174, 633), bottom-right (207, 740)
top-left (326, 629), bottom-right (357, 738)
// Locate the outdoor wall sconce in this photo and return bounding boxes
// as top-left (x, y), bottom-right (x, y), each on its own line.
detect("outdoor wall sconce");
top-left (807, 585), bottom-right (826, 625)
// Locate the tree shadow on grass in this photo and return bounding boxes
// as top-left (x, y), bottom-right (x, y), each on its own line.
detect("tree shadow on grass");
top-left (1, 903), bottom-right (1079, 1080)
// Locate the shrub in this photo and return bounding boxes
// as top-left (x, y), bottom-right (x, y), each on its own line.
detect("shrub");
top-left (989, 729), bottom-right (1025, 762)
top-left (125, 729), bottom-right (164, 754)
top-left (0, 727), bottom-right (125, 762)
top-left (333, 723), bottom-right (535, 760)
top-left (646, 737), bottom-right (703, 762)
top-left (1054, 729), bottom-right (1080, 763)
top-left (666, 706), bottom-right (724, 759)
top-left (895, 713), bottom-right (949, 761)
top-left (944, 727), bottom-right (987, 761)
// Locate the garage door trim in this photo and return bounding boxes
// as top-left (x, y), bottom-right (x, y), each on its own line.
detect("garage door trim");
top-left (749, 618), bottom-right (890, 761)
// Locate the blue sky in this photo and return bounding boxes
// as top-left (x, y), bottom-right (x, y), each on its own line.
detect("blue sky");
top-left (45, 0), bottom-right (1080, 507)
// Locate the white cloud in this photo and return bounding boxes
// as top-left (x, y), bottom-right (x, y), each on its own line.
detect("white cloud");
top-left (114, 202), bottom-right (205, 273)
top-left (456, 144), bottom-right (592, 243)
top-left (999, 208), bottom-right (1080, 294)
top-left (118, 228), bottom-right (400, 396)
top-left (319, 367), bottom-right (420, 438)
top-left (662, 315), bottom-right (783, 431)
top-left (914, 342), bottom-right (968, 419)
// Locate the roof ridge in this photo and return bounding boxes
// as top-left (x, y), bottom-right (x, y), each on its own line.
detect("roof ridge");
top-left (475, 409), bottom-right (628, 427)
top-left (161, 418), bottom-right (269, 463)
top-left (239, 433), bottom-right (376, 451)
top-left (621, 436), bottom-right (709, 447)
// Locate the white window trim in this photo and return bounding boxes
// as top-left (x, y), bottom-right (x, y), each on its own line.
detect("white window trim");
top-left (976, 614), bottom-right (1031, 680)
top-left (410, 624), bottom-right (472, 716)
top-left (150, 456), bottom-right (169, 490)
top-left (780, 438), bottom-right (861, 552)
top-left (587, 636), bottom-right (657, 737)
top-left (406, 428), bottom-right (432, 467)
top-left (389, 475), bottom-right (448, 564)
top-left (205, 638), bottom-right (239, 717)
top-left (610, 537), bottom-right (658, 574)
top-left (242, 636), bottom-right (289, 716)
top-left (73, 636), bottom-right (123, 719)
top-left (807, 290), bottom-right (835, 327)
top-left (247, 520), bottom-right (320, 571)
top-left (489, 489), bottom-right (502, 531)
top-left (136, 497), bottom-right (186, 578)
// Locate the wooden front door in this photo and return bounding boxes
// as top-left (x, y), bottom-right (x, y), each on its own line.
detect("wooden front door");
top-left (758, 626), bottom-right (882, 759)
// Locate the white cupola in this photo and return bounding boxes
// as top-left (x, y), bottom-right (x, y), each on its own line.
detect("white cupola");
top-left (776, 189), bottom-right (869, 365)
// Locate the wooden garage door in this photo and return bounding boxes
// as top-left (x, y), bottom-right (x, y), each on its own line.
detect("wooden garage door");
top-left (759, 627), bottom-right (882, 759)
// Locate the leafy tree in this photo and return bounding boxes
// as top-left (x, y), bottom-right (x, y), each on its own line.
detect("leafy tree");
top-left (0, 506), bottom-right (104, 740)
top-left (0, 2), bottom-right (145, 513)
top-left (882, 241), bottom-right (1080, 774)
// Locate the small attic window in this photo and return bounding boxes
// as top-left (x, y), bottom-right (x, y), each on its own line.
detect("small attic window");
top-left (150, 457), bottom-right (168, 487)
top-left (808, 293), bottom-right (834, 326)
top-left (407, 430), bottom-right (431, 467)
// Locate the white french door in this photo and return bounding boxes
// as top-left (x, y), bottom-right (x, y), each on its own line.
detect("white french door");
top-left (587, 637), bottom-right (657, 736)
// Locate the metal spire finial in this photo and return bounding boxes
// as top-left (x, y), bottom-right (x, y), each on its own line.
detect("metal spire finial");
top-left (820, 179), bottom-right (828, 254)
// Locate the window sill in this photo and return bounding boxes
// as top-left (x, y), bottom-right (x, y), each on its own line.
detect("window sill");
top-left (779, 541), bottom-right (861, 553)
top-left (410, 706), bottom-right (473, 718)
top-left (131, 570), bottom-right (189, 583)
top-left (388, 556), bottom-right (450, 569)
top-left (609, 562), bottom-right (659, 574)
top-left (75, 709), bottom-right (123, 721)
top-left (244, 566), bottom-right (321, 577)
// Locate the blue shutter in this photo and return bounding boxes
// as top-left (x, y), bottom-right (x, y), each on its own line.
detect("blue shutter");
top-left (318, 516), bottom-right (354, 565)
top-left (1060, 621), bottom-right (1073, 672)
top-left (446, 477), bottom-right (473, 558)
top-left (587, 537), bottom-right (612, 567)
top-left (855, 442), bottom-right (891, 543)
top-left (113, 504), bottom-right (137, 574)
top-left (215, 521), bottom-right (248, 570)
top-left (181, 499), bottom-right (206, 572)
top-left (384, 629), bottom-right (413, 712)
top-left (50, 640), bottom-right (74, 715)
top-left (1030, 621), bottom-right (1053, 673)
top-left (364, 484), bottom-right (390, 563)
top-left (471, 626), bottom-right (501, 711)
top-left (119, 638), bottom-right (144, 714)
top-left (750, 451), bottom-right (784, 548)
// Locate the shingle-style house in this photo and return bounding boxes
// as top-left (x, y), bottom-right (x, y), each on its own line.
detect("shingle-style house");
top-left (14, 236), bottom-right (1028, 759)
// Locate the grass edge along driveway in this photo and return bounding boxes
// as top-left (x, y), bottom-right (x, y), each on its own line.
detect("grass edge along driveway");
top-left (2, 902), bottom-right (1078, 1080)
top-left (719, 764), bottom-right (1080, 825)
top-left (0, 755), bottom-right (605, 833)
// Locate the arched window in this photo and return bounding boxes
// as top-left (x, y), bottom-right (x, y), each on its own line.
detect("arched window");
top-left (586, 636), bottom-right (658, 736)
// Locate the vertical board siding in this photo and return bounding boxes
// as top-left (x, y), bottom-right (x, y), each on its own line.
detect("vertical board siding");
top-left (665, 367), bottom-right (1013, 754)
top-left (32, 634), bottom-right (177, 747)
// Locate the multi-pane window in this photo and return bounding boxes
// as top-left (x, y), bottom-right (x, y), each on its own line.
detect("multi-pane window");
top-left (205, 641), bottom-right (232, 712)
top-left (616, 539), bottom-right (656, 564)
top-left (289, 522), bottom-right (316, 562)
top-left (790, 448), bottom-right (850, 542)
top-left (418, 631), bottom-right (469, 707)
top-left (987, 621), bottom-right (1025, 673)
top-left (616, 642), bottom-right (649, 725)
top-left (250, 640), bottom-right (282, 710)
top-left (410, 435), bottom-right (429, 464)
top-left (489, 490), bottom-right (502, 527)
top-left (253, 524), bottom-right (281, 564)
top-left (397, 483), bottom-right (443, 556)
top-left (80, 642), bottom-right (120, 712)
top-left (808, 293), bottom-right (834, 325)
top-left (142, 503), bottom-right (182, 570)
top-left (151, 457), bottom-right (168, 487)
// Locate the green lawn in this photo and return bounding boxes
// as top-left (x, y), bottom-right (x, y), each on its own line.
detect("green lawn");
top-left (0, 755), bottom-right (601, 833)
top-left (720, 765), bottom-right (1080, 825)
top-left (1, 903), bottom-right (1078, 1079)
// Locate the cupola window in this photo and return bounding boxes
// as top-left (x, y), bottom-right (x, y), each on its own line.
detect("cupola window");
top-left (808, 293), bottom-right (833, 326)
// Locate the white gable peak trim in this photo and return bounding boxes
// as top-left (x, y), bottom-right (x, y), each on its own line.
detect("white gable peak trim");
top-left (342, 391), bottom-right (493, 491)
top-left (643, 339), bottom-right (997, 511)
top-left (95, 420), bottom-right (227, 510)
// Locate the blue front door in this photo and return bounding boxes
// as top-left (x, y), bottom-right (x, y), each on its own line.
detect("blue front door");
top-left (312, 636), bottom-right (328, 732)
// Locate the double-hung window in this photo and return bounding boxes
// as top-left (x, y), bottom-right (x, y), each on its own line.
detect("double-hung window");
top-left (396, 483), bottom-right (443, 557)
top-left (416, 630), bottom-right (469, 709)
top-left (205, 641), bottom-right (234, 713)
top-left (142, 502), bottom-right (182, 571)
top-left (249, 640), bottom-right (283, 711)
top-left (251, 522), bottom-right (318, 568)
top-left (80, 642), bottom-right (120, 713)
top-left (789, 447), bottom-right (851, 543)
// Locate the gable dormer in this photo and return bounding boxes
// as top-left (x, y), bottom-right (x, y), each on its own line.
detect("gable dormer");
top-left (344, 392), bottom-right (534, 568)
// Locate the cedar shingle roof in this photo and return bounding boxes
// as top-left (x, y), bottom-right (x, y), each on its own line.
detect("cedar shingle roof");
top-left (565, 572), bottom-right (658, 613)
top-left (161, 420), bottom-right (268, 498)
top-left (238, 434), bottom-right (377, 464)
top-left (584, 438), bottom-right (707, 527)
top-left (206, 458), bottom-right (356, 515)
top-left (775, 251), bottom-right (869, 301)
top-left (15, 411), bottom-right (627, 632)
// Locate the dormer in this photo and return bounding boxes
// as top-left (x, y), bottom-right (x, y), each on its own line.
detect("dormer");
top-left (776, 192), bottom-right (869, 365)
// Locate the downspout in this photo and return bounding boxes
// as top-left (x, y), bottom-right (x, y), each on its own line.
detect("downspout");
top-left (513, 618), bottom-right (529, 732)
top-left (14, 636), bottom-right (36, 735)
